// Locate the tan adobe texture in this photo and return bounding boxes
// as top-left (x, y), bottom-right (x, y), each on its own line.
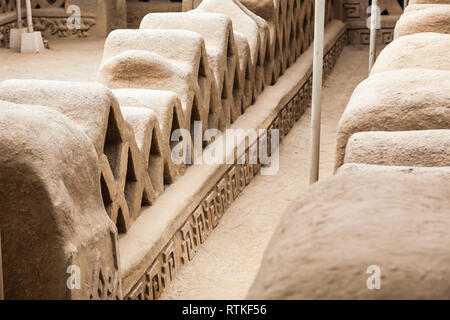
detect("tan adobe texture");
top-left (247, 170), bottom-right (450, 299)
top-left (335, 69), bottom-right (450, 170)
top-left (394, 4), bottom-right (450, 38)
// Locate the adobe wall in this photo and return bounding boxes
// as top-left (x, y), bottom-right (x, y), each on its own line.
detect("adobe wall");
top-left (338, 0), bottom-right (405, 45)
top-left (0, 0), bottom-right (345, 299)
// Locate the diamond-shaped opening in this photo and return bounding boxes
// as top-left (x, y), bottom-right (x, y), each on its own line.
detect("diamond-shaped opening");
top-left (289, 24), bottom-right (296, 58)
top-left (104, 108), bottom-right (124, 181)
top-left (245, 62), bottom-right (251, 82)
top-left (227, 34), bottom-right (234, 58)
top-left (97, 270), bottom-right (105, 298)
top-left (148, 128), bottom-right (164, 190)
top-left (245, 62), bottom-right (253, 105)
top-left (283, 26), bottom-right (288, 51)
top-left (198, 77), bottom-right (208, 101)
top-left (116, 207), bottom-right (127, 234)
top-left (100, 174), bottom-right (113, 217)
top-left (205, 88), bottom-right (215, 131)
top-left (198, 55), bottom-right (208, 94)
top-left (124, 150), bottom-right (138, 219)
top-left (275, 34), bottom-right (281, 60)
top-left (257, 46), bottom-right (263, 68)
top-left (297, 20), bottom-right (303, 53)
top-left (227, 56), bottom-right (235, 84)
top-left (303, 17), bottom-right (309, 35)
top-left (190, 96), bottom-right (202, 140)
top-left (198, 55), bottom-right (207, 78)
top-left (264, 44), bottom-right (272, 84)
top-left (232, 69), bottom-right (243, 115)
top-left (232, 66), bottom-right (240, 96)
top-left (169, 108), bottom-right (182, 153)
top-left (264, 41), bottom-right (271, 62)
top-left (198, 56), bottom-right (209, 127)
top-left (141, 191), bottom-right (152, 207)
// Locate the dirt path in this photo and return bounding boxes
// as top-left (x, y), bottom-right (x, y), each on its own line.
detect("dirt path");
top-left (161, 45), bottom-right (371, 300)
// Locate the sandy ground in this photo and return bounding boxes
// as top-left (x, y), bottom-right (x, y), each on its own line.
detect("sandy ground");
top-left (161, 45), bottom-right (371, 300)
top-left (0, 38), bottom-right (105, 82)
top-left (0, 39), bottom-right (372, 300)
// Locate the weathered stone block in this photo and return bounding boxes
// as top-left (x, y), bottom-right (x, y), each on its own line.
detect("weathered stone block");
top-left (335, 69), bottom-right (450, 169)
top-left (196, 0), bottom-right (262, 99)
top-left (247, 170), bottom-right (450, 299)
top-left (344, 130), bottom-right (450, 167)
top-left (394, 5), bottom-right (450, 38)
top-left (0, 100), bottom-right (121, 299)
top-left (139, 12), bottom-right (242, 125)
top-left (371, 32), bottom-right (450, 75)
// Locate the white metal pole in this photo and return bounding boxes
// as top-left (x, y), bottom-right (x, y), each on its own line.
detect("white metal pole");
top-left (0, 232), bottom-right (4, 300)
top-left (368, 0), bottom-right (378, 72)
top-left (25, 0), bottom-right (33, 33)
top-left (309, 0), bottom-right (325, 185)
top-left (182, 0), bottom-right (194, 12)
top-left (16, 0), bottom-right (22, 28)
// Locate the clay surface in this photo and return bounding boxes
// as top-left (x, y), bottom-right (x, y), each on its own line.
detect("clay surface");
top-left (0, 79), bottom-right (156, 232)
top-left (247, 170), bottom-right (450, 299)
top-left (371, 33), bottom-right (450, 74)
top-left (98, 29), bottom-right (216, 134)
top-left (113, 88), bottom-right (187, 182)
top-left (139, 12), bottom-right (243, 124)
top-left (0, 100), bottom-right (120, 299)
top-left (160, 44), bottom-right (367, 300)
top-left (394, 5), bottom-right (450, 38)
top-left (344, 130), bottom-right (450, 167)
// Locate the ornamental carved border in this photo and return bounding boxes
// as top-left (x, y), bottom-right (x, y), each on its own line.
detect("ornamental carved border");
top-left (33, 17), bottom-right (96, 38)
top-left (125, 32), bottom-right (347, 300)
top-left (0, 17), bottom-right (96, 47)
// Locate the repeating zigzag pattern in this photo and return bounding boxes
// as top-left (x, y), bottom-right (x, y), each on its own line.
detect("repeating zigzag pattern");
top-left (93, 0), bottom-right (333, 233)
top-left (0, 1), bottom-right (334, 236)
